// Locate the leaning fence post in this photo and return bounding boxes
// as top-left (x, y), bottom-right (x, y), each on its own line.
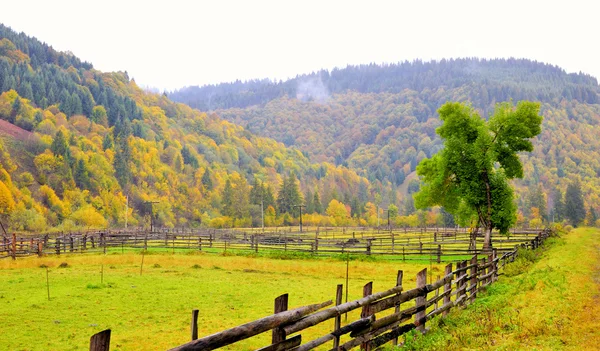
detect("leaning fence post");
top-left (272, 294), bottom-right (289, 344)
top-left (361, 282), bottom-right (373, 351)
top-left (191, 309), bottom-right (199, 341)
top-left (442, 263), bottom-right (452, 317)
top-left (469, 255), bottom-right (478, 303)
top-left (333, 284), bottom-right (343, 349)
top-left (90, 329), bottom-right (111, 351)
top-left (416, 268), bottom-right (427, 332)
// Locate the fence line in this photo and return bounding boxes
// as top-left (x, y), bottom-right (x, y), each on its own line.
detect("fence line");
top-left (1, 227), bottom-right (545, 261)
top-left (135, 228), bottom-right (550, 351)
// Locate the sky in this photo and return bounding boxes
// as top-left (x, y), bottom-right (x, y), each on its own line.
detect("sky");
top-left (1, 0), bottom-right (598, 91)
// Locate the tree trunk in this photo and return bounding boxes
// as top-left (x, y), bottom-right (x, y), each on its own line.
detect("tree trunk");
top-left (483, 226), bottom-right (493, 252)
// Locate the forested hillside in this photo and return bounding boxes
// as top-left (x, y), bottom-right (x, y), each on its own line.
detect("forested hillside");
top-left (172, 60), bottom-right (600, 226)
top-left (0, 24), bottom-right (373, 232)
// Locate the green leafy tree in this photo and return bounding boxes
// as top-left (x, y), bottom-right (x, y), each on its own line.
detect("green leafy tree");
top-left (564, 180), bottom-right (585, 226)
top-left (415, 101), bottom-right (543, 250)
top-left (113, 136), bottom-right (131, 188)
top-left (201, 168), bottom-right (213, 191)
top-left (9, 96), bottom-right (20, 123)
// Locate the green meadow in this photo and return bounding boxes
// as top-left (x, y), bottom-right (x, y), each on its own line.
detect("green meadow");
top-left (0, 251), bottom-right (441, 350)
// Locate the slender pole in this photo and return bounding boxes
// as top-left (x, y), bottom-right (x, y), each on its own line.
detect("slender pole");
top-left (45, 267), bottom-right (50, 300)
top-left (261, 200), bottom-right (264, 232)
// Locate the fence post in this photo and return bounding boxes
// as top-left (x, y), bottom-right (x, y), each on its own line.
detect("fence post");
top-left (416, 268), bottom-right (427, 332)
top-left (442, 263), bottom-right (452, 317)
top-left (272, 294), bottom-right (289, 344)
top-left (436, 244), bottom-right (441, 263)
top-left (492, 249), bottom-right (498, 283)
top-left (55, 238), bottom-right (60, 256)
top-left (89, 329), bottom-right (111, 351)
top-left (191, 309), bottom-right (199, 341)
top-left (487, 253), bottom-right (493, 285)
top-left (333, 284), bottom-right (343, 349)
top-left (11, 233), bottom-right (16, 259)
top-left (392, 270), bottom-right (404, 346)
top-left (361, 282), bottom-right (373, 351)
top-left (469, 255), bottom-right (478, 303)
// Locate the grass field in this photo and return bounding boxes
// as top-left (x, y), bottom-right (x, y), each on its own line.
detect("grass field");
top-left (393, 227), bottom-right (600, 351)
top-left (0, 251), bottom-right (442, 350)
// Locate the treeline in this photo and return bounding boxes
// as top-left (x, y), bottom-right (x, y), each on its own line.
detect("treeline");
top-left (0, 24), bottom-right (380, 232)
top-left (171, 58), bottom-right (600, 110)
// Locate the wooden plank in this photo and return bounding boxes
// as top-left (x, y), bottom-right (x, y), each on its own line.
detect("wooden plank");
top-left (169, 300), bottom-right (331, 351)
top-left (360, 282), bottom-right (373, 351)
top-left (256, 335), bottom-right (301, 351)
top-left (90, 329), bottom-right (111, 351)
top-left (272, 294), bottom-right (289, 344)
top-left (415, 268), bottom-right (427, 332)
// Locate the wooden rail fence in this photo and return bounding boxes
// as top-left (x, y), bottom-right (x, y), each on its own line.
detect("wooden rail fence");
top-left (2, 227), bottom-right (544, 261)
top-left (85, 229), bottom-right (552, 351)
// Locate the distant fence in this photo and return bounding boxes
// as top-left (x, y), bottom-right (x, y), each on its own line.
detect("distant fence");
top-left (84, 228), bottom-right (552, 351)
top-left (1, 226), bottom-right (545, 261)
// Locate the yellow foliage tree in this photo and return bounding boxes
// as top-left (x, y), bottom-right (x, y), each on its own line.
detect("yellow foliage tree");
top-left (0, 180), bottom-right (15, 216)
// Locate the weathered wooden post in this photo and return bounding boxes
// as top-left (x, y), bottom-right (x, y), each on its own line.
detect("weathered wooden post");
top-left (437, 244), bottom-right (441, 263)
top-left (90, 329), bottom-right (111, 351)
top-left (416, 268), bottom-right (427, 332)
top-left (361, 282), bottom-right (373, 350)
top-left (492, 249), bottom-right (498, 283)
top-left (191, 309), bottom-right (199, 341)
top-left (55, 237), bottom-right (61, 256)
top-left (11, 233), bottom-right (16, 260)
top-left (469, 255), bottom-right (478, 303)
top-left (442, 263), bottom-right (452, 317)
top-left (272, 294), bottom-right (289, 344)
top-left (70, 236), bottom-right (74, 252)
top-left (333, 284), bottom-right (343, 349)
top-left (392, 270), bottom-right (404, 346)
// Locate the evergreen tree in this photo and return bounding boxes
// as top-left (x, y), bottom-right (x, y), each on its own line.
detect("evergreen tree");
top-left (74, 159), bottom-right (90, 189)
top-left (34, 110), bottom-right (43, 125)
top-left (113, 136), bottom-right (131, 188)
top-left (564, 180), bottom-right (586, 226)
top-left (51, 130), bottom-right (68, 157)
top-left (552, 190), bottom-right (565, 222)
top-left (9, 96), bottom-right (21, 124)
top-left (276, 173), bottom-right (302, 214)
top-left (305, 189), bottom-right (314, 214)
top-left (588, 206), bottom-right (597, 226)
top-left (350, 196), bottom-right (361, 217)
top-left (313, 190), bottom-right (323, 214)
top-left (201, 168), bottom-right (213, 191)
top-left (264, 184), bottom-right (276, 212)
top-left (102, 133), bottom-right (114, 150)
top-left (222, 179), bottom-right (233, 216)
top-left (231, 176), bottom-right (250, 219)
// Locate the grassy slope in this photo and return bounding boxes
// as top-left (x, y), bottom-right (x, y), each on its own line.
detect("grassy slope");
top-left (0, 252), bottom-right (442, 350)
top-left (395, 227), bottom-right (600, 350)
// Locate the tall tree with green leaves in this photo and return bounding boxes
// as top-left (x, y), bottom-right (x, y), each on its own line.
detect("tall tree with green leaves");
top-left (415, 101), bottom-right (543, 250)
top-left (565, 179), bottom-right (586, 226)
top-left (551, 189), bottom-right (565, 222)
top-left (313, 190), bottom-right (323, 214)
top-left (222, 179), bottom-right (233, 217)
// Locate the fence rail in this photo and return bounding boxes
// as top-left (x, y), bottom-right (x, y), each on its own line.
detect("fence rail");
top-left (2, 226), bottom-right (544, 262)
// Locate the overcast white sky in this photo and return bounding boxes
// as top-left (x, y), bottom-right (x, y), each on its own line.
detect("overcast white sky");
top-left (1, 0), bottom-right (598, 91)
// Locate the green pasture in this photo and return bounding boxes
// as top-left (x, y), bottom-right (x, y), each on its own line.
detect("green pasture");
top-left (0, 251), bottom-right (442, 350)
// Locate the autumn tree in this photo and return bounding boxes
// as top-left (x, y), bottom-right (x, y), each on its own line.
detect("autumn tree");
top-left (415, 101), bottom-right (543, 250)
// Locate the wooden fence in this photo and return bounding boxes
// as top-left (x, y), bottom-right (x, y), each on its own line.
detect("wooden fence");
top-left (86, 229), bottom-right (552, 351)
top-left (1, 226), bottom-right (543, 262)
